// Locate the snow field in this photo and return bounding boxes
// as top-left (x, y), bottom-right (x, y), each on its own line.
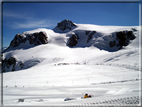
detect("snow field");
top-left (3, 57), bottom-right (140, 106)
top-left (3, 61), bottom-right (139, 87)
top-left (3, 80), bottom-right (141, 106)
top-left (2, 24), bottom-right (141, 106)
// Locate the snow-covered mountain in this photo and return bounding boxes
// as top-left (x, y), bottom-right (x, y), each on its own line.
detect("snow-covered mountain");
top-left (2, 19), bottom-right (141, 106)
top-left (2, 19), bottom-right (138, 72)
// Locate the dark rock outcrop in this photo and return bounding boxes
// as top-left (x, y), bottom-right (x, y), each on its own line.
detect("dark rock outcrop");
top-left (116, 31), bottom-right (136, 47)
top-left (10, 34), bottom-right (26, 47)
top-left (109, 41), bottom-right (116, 47)
top-left (109, 30), bottom-right (136, 49)
top-left (131, 28), bottom-right (137, 31)
top-left (9, 31), bottom-right (48, 48)
top-left (67, 34), bottom-right (78, 47)
top-left (127, 31), bottom-right (136, 40)
top-left (54, 19), bottom-right (77, 32)
top-left (85, 31), bottom-right (91, 35)
top-left (2, 56), bottom-right (17, 72)
top-left (27, 31), bottom-right (48, 45)
top-left (86, 31), bottom-right (96, 43)
top-left (8, 56), bottom-right (17, 66)
top-left (2, 56), bottom-right (44, 72)
top-left (18, 61), bottom-right (25, 69)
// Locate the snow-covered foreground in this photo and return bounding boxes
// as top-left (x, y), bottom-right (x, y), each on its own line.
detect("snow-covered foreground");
top-left (3, 47), bottom-right (141, 106)
top-left (3, 81), bottom-right (141, 106)
top-left (2, 23), bottom-right (141, 106)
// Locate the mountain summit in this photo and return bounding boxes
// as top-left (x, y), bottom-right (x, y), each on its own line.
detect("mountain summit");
top-left (53, 19), bottom-right (77, 32)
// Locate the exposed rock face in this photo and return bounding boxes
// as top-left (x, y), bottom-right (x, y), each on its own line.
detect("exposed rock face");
top-left (9, 31), bottom-right (48, 48)
top-left (67, 34), bottom-right (78, 47)
top-left (86, 31), bottom-right (96, 43)
top-left (54, 19), bottom-right (77, 31)
top-left (109, 41), bottom-right (116, 48)
top-left (2, 56), bottom-right (17, 72)
top-left (109, 31), bottom-right (136, 49)
top-left (85, 31), bottom-right (91, 35)
top-left (10, 34), bottom-right (26, 47)
top-left (8, 56), bottom-right (17, 66)
top-left (18, 61), bottom-right (25, 69)
top-left (126, 31), bottom-right (136, 40)
top-left (27, 31), bottom-right (48, 45)
top-left (131, 28), bottom-right (137, 31)
top-left (2, 56), bottom-right (43, 72)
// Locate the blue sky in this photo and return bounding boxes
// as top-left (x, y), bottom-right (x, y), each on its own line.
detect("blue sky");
top-left (2, 2), bottom-right (139, 47)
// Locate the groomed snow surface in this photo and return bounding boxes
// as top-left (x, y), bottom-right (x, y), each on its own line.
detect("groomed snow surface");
top-left (2, 24), bottom-right (141, 106)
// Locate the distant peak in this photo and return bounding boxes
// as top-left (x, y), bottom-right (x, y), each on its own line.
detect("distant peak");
top-left (53, 19), bottom-right (77, 32)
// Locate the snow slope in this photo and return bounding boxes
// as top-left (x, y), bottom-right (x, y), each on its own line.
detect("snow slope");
top-left (2, 21), bottom-right (141, 106)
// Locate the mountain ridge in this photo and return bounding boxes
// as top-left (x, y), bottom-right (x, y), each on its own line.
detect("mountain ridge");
top-left (2, 19), bottom-right (138, 72)
top-left (4, 19), bottom-right (137, 51)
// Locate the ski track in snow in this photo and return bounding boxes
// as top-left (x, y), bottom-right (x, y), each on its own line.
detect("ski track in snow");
top-left (94, 49), bottom-right (140, 71)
